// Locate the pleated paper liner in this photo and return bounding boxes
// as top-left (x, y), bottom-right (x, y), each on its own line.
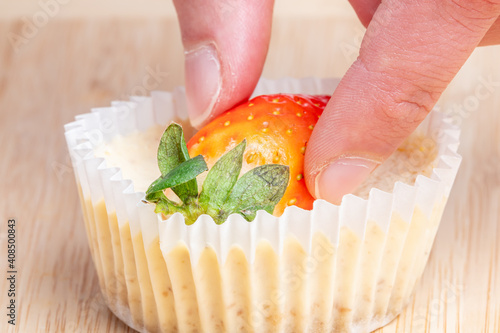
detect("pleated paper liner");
top-left (64, 78), bottom-right (461, 333)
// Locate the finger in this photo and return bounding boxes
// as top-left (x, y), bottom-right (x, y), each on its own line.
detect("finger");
top-left (480, 15), bottom-right (500, 45)
top-left (350, 0), bottom-right (499, 46)
top-left (305, 0), bottom-right (500, 204)
top-left (173, 0), bottom-right (275, 127)
top-left (348, 0), bottom-right (381, 27)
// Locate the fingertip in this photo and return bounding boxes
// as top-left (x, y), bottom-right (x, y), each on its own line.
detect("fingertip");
top-left (306, 155), bottom-right (380, 204)
top-left (185, 43), bottom-right (222, 127)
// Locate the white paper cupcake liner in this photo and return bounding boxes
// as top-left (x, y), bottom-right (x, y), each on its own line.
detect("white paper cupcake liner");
top-left (64, 77), bottom-right (461, 333)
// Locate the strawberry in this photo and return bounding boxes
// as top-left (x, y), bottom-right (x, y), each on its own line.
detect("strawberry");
top-left (187, 94), bottom-right (330, 215)
top-left (144, 124), bottom-right (289, 225)
top-left (145, 94), bottom-right (329, 224)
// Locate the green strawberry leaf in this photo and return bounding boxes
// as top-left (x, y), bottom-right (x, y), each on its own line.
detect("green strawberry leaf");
top-left (145, 189), bottom-right (168, 203)
top-left (147, 155), bottom-right (208, 195)
top-left (144, 191), bottom-right (182, 216)
top-left (146, 123), bottom-right (291, 225)
top-left (154, 197), bottom-right (172, 215)
top-left (219, 164), bottom-right (290, 223)
top-left (157, 123), bottom-right (198, 202)
top-left (199, 140), bottom-right (246, 213)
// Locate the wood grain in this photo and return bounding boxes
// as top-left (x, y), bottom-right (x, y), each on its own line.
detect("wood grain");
top-left (1, 1), bottom-right (499, 332)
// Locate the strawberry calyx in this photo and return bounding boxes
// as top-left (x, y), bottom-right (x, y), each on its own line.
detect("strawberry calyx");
top-left (144, 123), bottom-right (290, 225)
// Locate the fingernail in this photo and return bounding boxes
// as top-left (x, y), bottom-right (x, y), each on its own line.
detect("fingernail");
top-left (185, 43), bottom-right (221, 127)
top-left (315, 157), bottom-right (379, 204)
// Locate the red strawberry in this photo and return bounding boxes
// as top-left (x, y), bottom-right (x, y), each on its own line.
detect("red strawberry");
top-left (187, 94), bottom-right (330, 215)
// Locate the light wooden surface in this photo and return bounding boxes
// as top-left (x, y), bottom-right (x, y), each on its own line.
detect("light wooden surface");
top-left (1, 1), bottom-right (499, 332)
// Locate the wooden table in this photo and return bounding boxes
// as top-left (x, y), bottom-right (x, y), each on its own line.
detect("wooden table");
top-left (1, 1), bottom-right (499, 332)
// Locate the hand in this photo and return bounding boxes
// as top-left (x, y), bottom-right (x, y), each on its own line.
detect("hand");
top-left (173, 0), bottom-right (500, 204)
top-left (172, 0), bottom-right (274, 127)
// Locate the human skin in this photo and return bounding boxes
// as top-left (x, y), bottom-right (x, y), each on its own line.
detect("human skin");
top-left (172, 0), bottom-right (500, 204)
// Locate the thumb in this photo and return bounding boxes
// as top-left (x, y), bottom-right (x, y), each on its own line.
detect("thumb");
top-left (305, 0), bottom-right (500, 204)
top-left (173, 0), bottom-right (275, 127)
